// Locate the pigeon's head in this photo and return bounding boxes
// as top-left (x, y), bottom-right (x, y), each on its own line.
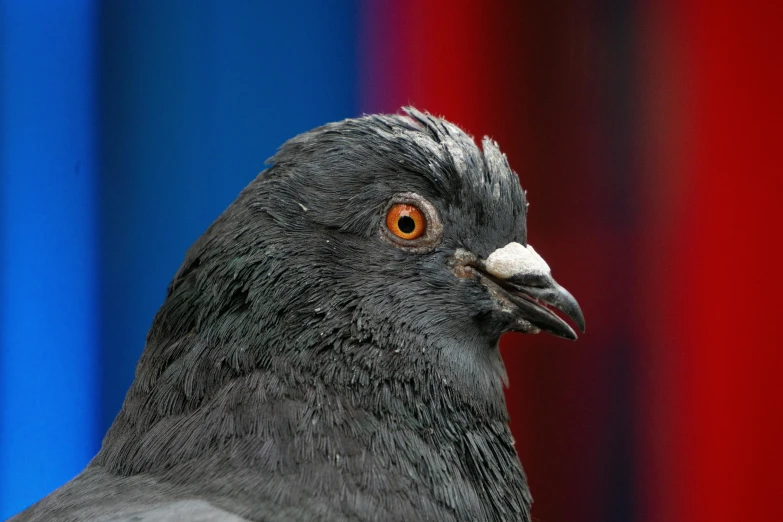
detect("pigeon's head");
top-left (162, 108), bottom-right (583, 414)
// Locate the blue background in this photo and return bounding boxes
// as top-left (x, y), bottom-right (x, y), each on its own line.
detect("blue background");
top-left (0, 1), bottom-right (357, 517)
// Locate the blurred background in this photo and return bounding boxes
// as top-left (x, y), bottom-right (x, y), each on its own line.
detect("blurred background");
top-left (1, 1), bottom-right (781, 520)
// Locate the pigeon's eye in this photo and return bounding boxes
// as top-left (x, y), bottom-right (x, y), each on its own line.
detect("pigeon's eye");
top-left (386, 204), bottom-right (426, 240)
top-left (381, 193), bottom-right (443, 252)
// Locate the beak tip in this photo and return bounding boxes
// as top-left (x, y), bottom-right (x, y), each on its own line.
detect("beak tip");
top-left (556, 286), bottom-right (585, 337)
top-left (554, 321), bottom-right (579, 341)
top-left (576, 315), bottom-right (586, 334)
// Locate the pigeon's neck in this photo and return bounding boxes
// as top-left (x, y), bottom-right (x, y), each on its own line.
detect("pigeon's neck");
top-left (95, 325), bottom-right (531, 520)
top-left (97, 360), bottom-right (531, 521)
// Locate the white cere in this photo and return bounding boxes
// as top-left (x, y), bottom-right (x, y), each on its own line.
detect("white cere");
top-left (485, 242), bottom-right (551, 280)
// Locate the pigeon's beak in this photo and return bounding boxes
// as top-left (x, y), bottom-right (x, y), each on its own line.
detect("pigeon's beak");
top-left (469, 242), bottom-right (586, 340)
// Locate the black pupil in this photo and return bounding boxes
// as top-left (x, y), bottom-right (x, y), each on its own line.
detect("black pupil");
top-left (398, 215), bottom-right (416, 234)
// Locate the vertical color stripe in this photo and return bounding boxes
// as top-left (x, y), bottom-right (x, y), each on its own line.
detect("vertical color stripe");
top-left (0, 1), bottom-right (99, 518)
top-left (638, 1), bottom-right (783, 521)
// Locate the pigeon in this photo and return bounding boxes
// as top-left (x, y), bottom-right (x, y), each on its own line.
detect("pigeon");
top-left (11, 108), bottom-right (584, 522)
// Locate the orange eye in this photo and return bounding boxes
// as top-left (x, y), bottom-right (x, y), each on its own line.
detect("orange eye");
top-left (386, 203), bottom-right (426, 240)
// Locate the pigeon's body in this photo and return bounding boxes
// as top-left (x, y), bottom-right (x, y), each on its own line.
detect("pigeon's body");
top-left (12, 109), bottom-right (583, 522)
top-left (11, 468), bottom-right (249, 521)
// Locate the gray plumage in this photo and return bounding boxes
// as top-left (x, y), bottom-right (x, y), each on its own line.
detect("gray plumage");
top-left (11, 108), bottom-right (583, 522)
